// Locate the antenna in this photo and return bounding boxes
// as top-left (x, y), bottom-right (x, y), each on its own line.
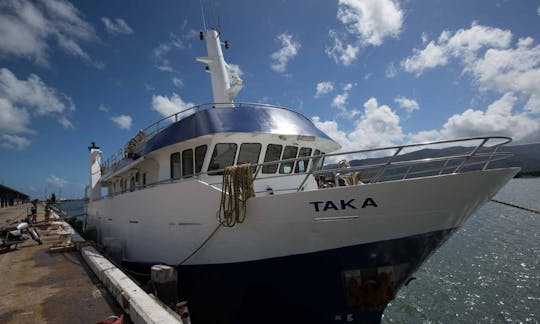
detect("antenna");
top-left (199, 0), bottom-right (207, 31)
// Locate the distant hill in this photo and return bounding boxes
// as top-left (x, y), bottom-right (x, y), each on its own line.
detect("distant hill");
top-left (324, 142), bottom-right (540, 180)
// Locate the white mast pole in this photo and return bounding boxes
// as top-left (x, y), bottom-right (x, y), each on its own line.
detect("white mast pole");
top-left (197, 29), bottom-right (242, 107)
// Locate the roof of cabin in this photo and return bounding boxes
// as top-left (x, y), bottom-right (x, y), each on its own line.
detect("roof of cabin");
top-left (141, 105), bottom-right (338, 154)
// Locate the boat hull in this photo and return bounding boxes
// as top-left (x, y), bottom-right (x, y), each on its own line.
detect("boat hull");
top-left (86, 167), bottom-right (519, 323)
top-left (177, 228), bottom-right (454, 323)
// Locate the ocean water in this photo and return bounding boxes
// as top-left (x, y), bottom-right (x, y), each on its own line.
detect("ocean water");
top-left (57, 179), bottom-right (539, 322)
top-left (383, 178), bottom-right (540, 323)
top-left (55, 199), bottom-right (86, 218)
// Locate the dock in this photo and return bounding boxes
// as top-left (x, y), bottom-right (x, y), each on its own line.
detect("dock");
top-left (0, 204), bottom-right (182, 324)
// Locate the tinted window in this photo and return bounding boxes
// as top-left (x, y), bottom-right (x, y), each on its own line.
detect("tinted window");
top-left (313, 150), bottom-right (325, 170)
top-left (262, 144), bottom-right (282, 174)
top-left (195, 145), bottom-right (207, 173)
top-left (295, 147), bottom-right (312, 173)
top-left (170, 152), bottom-right (181, 179)
top-left (182, 149), bottom-right (194, 176)
top-left (209, 143), bottom-right (237, 174)
top-left (279, 146), bottom-right (298, 174)
top-left (237, 143), bottom-right (261, 172)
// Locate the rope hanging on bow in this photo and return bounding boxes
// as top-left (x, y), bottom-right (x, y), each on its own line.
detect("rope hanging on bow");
top-left (218, 164), bottom-right (255, 227)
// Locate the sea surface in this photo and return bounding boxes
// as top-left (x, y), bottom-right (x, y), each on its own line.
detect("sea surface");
top-left (56, 178), bottom-right (540, 323)
top-left (383, 178), bottom-right (540, 323)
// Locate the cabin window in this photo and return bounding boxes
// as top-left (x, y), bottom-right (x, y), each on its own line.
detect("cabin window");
top-left (237, 143), bottom-right (261, 172)
top-left (182, 149), bottom-right (194, 177)
top-left (142, 173), bottom-right (147, 186)
top-left (209, 143), bottom-right (238, 174)
top-left (314, 150), bottom-right (325, 170)
top-left (295, 147), bottom-right (312, 173)
top-left (279, 146), bottom-right (298, 174)
top-left (195, 145), bottom-right (207, 173)
top-left (170, 152), bottom-right (181, 179)
top-left (262, 144), bottom-right (282, 174)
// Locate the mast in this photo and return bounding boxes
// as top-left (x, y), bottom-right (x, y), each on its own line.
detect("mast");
top-left (196, 29), bottom-right (243, 107)
top-left (88, 142), bottom-right (102, 201)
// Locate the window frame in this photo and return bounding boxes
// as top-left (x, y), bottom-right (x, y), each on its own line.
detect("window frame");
top-left (262, 144), bottom-right (283, 174)
top-left (170, 152), bottom-right (181, 179)
top-left (194, 145), bottom-right (208, 173)
top-left (279, 146), bottom-right (299, 174)
top-left (208, 143), bottom-right (238, 175)
top-left (295, 147), bottom-right (313, 173)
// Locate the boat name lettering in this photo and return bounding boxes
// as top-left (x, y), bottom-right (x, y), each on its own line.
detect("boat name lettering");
top-left (309, 198), bottom-right (377, 212)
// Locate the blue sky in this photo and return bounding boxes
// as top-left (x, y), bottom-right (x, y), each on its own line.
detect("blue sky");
top-left (1, 0), bottom-right (539, 199)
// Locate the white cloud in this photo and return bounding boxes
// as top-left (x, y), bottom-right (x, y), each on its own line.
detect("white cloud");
top-left (0, 0), bottom-right (100, 67)
top-left (151, 93), bottom-right (194, 117)
top-left (58, 116), bottom-right (73, 129)
top-left (0, 68), bottom-right (74, 115)
top-left (101, 17), bottom-right (133, 35)
top-left (110, 114), bottom-right (132, 130)
top-left (402, 23), bottom-right (512, 75)
top-left (327, 0), bottom-right (403, 65)
top-left (270, 32), bottom-right (300, 73)
top-left (394, 96), bottom-right (420, 114)
top-left (98, 104), bottom-right (110, 112)
top-left (315, 81), bottom-right (335, 98)
top-left (337, 0), bottom-right (403, 46)
top-left (471, 38), bottom-right (540, 113)
top-left (172, 77), bottom-right (184, 88)
top-left (46, 175), bottom-right (67, 188)
top-left (331, 83), bottom-right (353, 111)
top-left (313, 94), bottom-right (540, 157)
top-left (421, 32), bottom-right (428, 44)
top-left (385, 61), bottom-right (397, 78)
top-left (153, 33), bottom-right (186, 72)
top-left (0, 68), bottom-right (75, 145)
top-left (402, 24), bottom-right (540, 114)
top-left (0, 98), bottom-right (30, 134)
top-left (313, 97), bottom-right (404, 154)
top-left (410, 93), bottom-right (540, 144)
top-left (0, 134), bottom-right (31, 150)
top-left (401, 41), bottom-right (448, 75)
top-left (326, 30), bottom-right (360, 66)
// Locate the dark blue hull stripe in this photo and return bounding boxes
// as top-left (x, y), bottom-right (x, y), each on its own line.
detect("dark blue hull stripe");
top-left (124, 228), bottom-right (456, 323)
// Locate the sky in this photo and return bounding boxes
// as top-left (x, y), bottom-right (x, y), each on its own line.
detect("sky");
top-left (1, 0), bottom-right (539, 199)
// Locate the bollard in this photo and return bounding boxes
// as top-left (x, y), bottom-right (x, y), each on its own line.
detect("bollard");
top-left (151, 264), bottom-right (178, 309)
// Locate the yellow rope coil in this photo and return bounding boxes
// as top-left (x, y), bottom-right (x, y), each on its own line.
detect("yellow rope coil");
top-left (218, 164), bottom-right (255, 227)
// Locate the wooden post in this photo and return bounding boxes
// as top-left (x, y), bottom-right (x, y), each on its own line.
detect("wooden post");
top-left (151, 264), bottom-right (178, 309)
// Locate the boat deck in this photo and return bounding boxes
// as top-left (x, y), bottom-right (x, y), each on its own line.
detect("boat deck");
top-left (0, 204), bottom-right (124, 324)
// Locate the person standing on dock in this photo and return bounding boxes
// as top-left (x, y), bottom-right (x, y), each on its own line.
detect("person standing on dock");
top-left (30, 199), bottom-right (38, 223)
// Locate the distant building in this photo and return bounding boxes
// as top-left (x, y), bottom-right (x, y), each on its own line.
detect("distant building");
top-left (0, 184), bottom-right (30, 207)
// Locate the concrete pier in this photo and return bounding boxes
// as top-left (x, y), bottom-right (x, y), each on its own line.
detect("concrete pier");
top-left (0, 204), bottom-right (123, 323)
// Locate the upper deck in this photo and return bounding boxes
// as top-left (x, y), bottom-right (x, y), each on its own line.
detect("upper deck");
top-left (100, 103), bottom-right (340, 176)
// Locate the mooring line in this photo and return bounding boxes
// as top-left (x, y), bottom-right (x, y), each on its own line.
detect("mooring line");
top-left (491, 199), bottom-right (540, 215)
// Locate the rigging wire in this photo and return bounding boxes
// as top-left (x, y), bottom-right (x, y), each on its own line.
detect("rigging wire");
top-left (490, 199), bottom-right (540, 215)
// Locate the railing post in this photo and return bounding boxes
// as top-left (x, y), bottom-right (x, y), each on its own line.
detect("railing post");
top-left (438, 159), bottom-right (450, 175)
top-left (454, 138), bottom-right (488, 173)
top-left (482, 145), bottom-right (499, 171)
top-left (371, 147), bottom-right (403, 183)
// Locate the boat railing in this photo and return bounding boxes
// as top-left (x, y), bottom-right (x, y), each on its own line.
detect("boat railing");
top-left (99, 102), bottom-right (307, 175)
top-left (97, 136), bottom-right (513, 200)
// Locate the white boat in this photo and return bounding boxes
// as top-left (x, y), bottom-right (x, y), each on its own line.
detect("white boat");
top-left (85, 29), bottom-right (519, 323)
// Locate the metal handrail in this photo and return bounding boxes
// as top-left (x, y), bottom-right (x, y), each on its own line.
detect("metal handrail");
top-left (95, 136), bottom-right (513, 200)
